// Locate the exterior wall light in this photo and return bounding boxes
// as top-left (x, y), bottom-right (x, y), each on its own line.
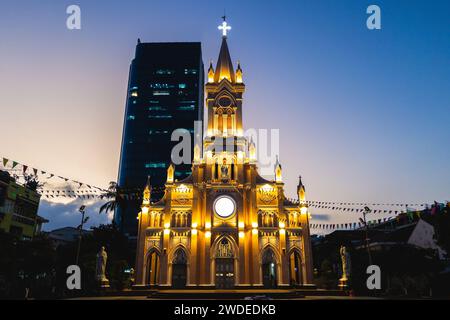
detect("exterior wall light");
top-left (239, 231), bottom-right (245, 238)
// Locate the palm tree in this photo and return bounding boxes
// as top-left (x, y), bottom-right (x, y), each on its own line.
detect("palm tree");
top-left (99, 182), bottom-right (126, 228)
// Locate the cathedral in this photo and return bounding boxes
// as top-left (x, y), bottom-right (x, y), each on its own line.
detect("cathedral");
top-left (134, 19), bottom-right (314, 289)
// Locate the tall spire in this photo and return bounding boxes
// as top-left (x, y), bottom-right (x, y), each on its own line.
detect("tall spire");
top-left (215, 16), bottom-right (235, 83)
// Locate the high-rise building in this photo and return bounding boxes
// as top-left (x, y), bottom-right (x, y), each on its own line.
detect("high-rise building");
top-left (116, 42), bottom-right (204, 237)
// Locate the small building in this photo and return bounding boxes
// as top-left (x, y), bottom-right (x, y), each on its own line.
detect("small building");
top-left (0, 170), bottom-right (48, 240)
top-left (47, 226), bottom-right (92, 247)
top-left (312, 217), bottom-right (447, 296)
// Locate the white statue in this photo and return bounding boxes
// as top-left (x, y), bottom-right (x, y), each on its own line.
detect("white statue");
top-left (96, 246), bottom-right (109, 284)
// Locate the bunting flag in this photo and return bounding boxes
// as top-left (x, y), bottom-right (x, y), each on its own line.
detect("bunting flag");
top-left (306, 200), bottom-right (426, 207)
top-left (310, 202), bottom-right (448, 231)
top-left (0, 155), bottom-right (108, 193)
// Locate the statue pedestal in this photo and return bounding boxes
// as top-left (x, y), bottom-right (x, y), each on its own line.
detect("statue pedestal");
top-left (338, 277), bottom-right (348, 290)
top-left (98, 278), bottom-right (110, 288)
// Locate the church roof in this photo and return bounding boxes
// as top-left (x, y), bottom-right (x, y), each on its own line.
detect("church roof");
top-left (255, 173), bottom-right (274, 184)
top-left (214, 37), bottom-right (235, 83)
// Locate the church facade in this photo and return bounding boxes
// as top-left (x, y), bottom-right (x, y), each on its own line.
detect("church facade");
top-left (134, 20), bottom-right (314, 289)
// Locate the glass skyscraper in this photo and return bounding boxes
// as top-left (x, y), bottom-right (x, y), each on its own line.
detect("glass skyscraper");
top-left (116, 41), bottom-right (204, 237)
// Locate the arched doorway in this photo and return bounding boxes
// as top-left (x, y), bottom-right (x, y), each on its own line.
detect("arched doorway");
top-left (289, 250), bottom-right (302, 286)
top-left (172, 248), bottom-right (187, 288)
top-left (262, 249), bottom-right (277, 288)
top-left (146, 250), bottom-right (160, 286)
top-left (215, 238), bottom-right (235, 289)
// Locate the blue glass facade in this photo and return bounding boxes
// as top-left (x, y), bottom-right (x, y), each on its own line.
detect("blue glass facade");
top-left (116, 42), bottom-right (204, 237)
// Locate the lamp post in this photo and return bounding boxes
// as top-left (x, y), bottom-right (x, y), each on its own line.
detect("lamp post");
top-left (360, 206), bottom-right (373, 266)
top-left (75, 205), bottom-right (89, 266)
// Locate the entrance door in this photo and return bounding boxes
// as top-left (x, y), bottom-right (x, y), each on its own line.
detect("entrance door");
top-left (289, 251), bottom-right (302, 286)
top-left (215, 238), bottom-right (235, 289)
top-left (146, 251), bottom-right (160, 286)
top-left (215, 258), bottom-right (235, 289)
top-left (172, 248), bottom-right (187, 288)
top-left (262, 249), bottom-right (277, 288)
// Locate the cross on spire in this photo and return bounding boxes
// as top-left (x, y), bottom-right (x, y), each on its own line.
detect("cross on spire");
top-left (218, 16), bottom-right (231, 38)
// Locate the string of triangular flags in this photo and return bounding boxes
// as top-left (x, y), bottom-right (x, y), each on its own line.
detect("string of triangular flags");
top-left (305, 200), bottom-right (426, 207)
top-left (1, 156), bottom-right (107, 193)
top-left (308, 203), bottom-right (412, 214)
top-left (310, 201), bottom-right (448, 230)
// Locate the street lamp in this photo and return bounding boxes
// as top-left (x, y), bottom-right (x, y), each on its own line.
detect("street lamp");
top-left (75, 205), bottom-right (89, 266)
top-left (360, 206), bottom-right (373, 266)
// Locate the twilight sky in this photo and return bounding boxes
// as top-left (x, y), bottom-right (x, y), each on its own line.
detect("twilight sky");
top-left (0, 0), bottom-right (449, 232)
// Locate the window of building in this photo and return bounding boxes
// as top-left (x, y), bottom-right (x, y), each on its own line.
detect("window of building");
top-left (184, 69), bottom-right (197, 75)
top-left (151, 83), bottom-right (174, 89)
top-left (131, 91), bottom-right (138, 97)
top-left (177, 105), bottom-right (195, 111)
top-left (149, 130), bottom-right (169, 135)
top-left (155, 69), bottom-right (174, 75)
top-left (178, 83), bottom-right (187, 89)
top-left (148, 115), bottom-right (172, 119)
top-left (179, 100), bottom-right (196, 104)
top-left (127, 115), bottom-right (135, 120)
top-left (148, 106), bottom-right (167, 111)
top-left (145, 163), bottom-right (166, 169)
top-left (9, 225), bottom-right (23, 237)
top-left (153, 91), bottom-right (170, 96)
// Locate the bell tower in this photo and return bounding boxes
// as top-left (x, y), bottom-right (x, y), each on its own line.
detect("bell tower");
top-left (205, 16), bottom-right (245, 139)
top-left (203, 16), bottom-right (247, 184)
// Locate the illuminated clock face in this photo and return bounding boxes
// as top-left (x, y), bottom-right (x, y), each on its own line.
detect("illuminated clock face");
top-left (214, 196), bottom-right (236, 218)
